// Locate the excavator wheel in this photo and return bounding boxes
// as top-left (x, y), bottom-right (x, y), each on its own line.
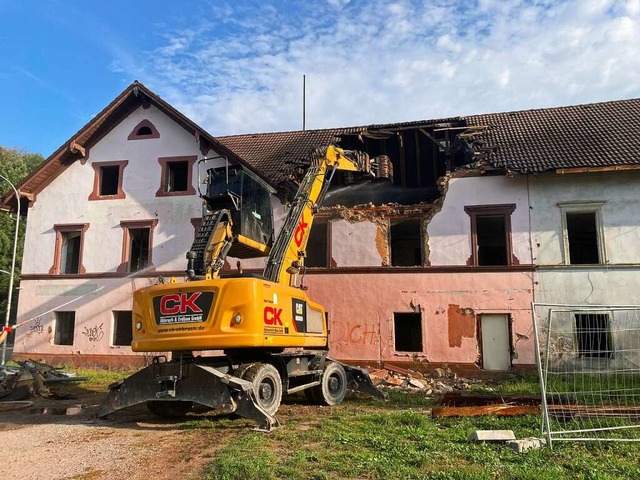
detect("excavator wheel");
top-left (243, 363), bottom-right (283, 415)
top-left (306, 361), bottom-right (348, 406)
top-left (147, 400), bottom-right (194, 418)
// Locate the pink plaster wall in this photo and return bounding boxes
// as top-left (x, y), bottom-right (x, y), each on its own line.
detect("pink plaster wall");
top-left (304, 271), bottom-right (535, 367)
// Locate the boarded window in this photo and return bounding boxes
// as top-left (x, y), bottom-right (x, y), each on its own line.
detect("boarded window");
top-left (60, 231), bottom-right (81, 274)
top-left (128, 228), bottom-right (150, 272)
top-left (305, 222), bottom-right (329, 268)
top-left (113, 311), bottom-right (133, 346)
top-left (391, 219), bottom-right (422, 266)
top-left (100, 166), bottom-right (120, 196)
top-left (566, 212), bottom-right (600, 264)
top-left (167, 161), bottom-right (189, 192)
top-left (394, 312), bottom-right (423, 352)
top-left (54, 312), bottom-right (75, 345)
top-left (575, 313), bottom-right (613, 358)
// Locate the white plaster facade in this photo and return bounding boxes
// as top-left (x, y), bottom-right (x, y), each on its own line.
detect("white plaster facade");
top-left (530, 170), bottom-right (640, 305)
top-left (14, 104), bottom-right (283, 363)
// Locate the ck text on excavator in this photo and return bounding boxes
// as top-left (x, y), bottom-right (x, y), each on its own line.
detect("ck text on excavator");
top-left (98, 145), bottom-right (391, 430)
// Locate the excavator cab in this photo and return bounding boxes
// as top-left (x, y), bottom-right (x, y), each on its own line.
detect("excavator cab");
top-left (203, 164), bottom-right (275, 251)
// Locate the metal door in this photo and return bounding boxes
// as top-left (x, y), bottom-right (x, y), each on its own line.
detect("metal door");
top-left (480, 314), bottom-right (511, 370)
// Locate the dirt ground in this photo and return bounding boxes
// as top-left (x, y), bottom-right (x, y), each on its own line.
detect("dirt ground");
top-left (0, 381), bottom-right (328, 480)
top-left (0, 387), bottom-right (247, 480)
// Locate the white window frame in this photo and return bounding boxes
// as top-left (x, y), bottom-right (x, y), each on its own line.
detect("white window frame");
top-left (558, 201), bottom-right (606, 265)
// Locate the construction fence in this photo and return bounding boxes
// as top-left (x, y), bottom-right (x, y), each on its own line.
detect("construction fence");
top-left (532, 303), bottom-right (640, 446)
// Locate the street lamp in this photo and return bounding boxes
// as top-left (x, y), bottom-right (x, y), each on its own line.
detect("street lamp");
top-left (0, 174), bottom-right (20, 366)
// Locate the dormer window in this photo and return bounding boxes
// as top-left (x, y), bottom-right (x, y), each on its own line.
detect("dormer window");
top-left (127, 119), bottom-right (159, 140)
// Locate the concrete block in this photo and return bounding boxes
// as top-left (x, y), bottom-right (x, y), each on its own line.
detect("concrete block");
top-left (468, 430), bottom-right (516, 442)
top-left (506, 437), bottom-right (547, 453)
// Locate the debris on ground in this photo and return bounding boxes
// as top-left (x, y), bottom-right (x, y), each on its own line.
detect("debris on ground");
top-left (368, 364), bottom-right (483, 395)
top-left (506, 437), bottom-right (547, 453)
top-left (0, 359), bottom-right (87, 401)
top-left (468, 429), bottom-right (516, 442)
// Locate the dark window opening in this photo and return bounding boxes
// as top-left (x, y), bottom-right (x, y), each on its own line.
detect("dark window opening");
top-left (129, 228), bottom-right (150, 272)
top-left (54, 312), bottom-right (75, 345)
top-left (476, 215), bottom-right (508, 266)
top-left (113, 311), bottom-right (133, 346)
top-left (305, 222), bottom-right (328, 268)
top-left (575, 313), bottom-right (612, 358)
top-left (61, 232), bottom-right (81, 274)
top-left (567, 212), bottom-right (600, 264)
top-left (394, 312), bottom-right (423, 352)
top-left (391, 219), bottom-right (422, 266)
top-left (167, 161), bottom-right (189, 192)
top-left (100, 166), bottom-right (120, 196)
top-left (136, 126), bottom-right (153, 136)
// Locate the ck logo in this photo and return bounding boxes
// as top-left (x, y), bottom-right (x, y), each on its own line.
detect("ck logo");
top-left (293, 212), bottom-right (309, 248)
top-left (264, 306), bottom-right (283, 325)
top-left (160, 293), bottom-right (202, 315)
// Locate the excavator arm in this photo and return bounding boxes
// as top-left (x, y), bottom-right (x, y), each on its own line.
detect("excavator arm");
top-left (264, 145), bottom-right (391, 286)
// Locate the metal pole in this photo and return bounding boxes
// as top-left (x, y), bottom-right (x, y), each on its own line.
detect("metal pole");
top-left (0, 174), bottom-right (20, 366)
top-left (302, 74), bottom-right (306, 131)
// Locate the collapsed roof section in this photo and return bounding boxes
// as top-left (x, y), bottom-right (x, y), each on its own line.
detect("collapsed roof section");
top-left (219, 97), bottom-right (640, 207)
top-left (218, 119), bottom-right (489, 207)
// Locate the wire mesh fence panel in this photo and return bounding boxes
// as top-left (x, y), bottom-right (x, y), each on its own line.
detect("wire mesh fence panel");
top-left (533, 303), bottom-right (640, 446)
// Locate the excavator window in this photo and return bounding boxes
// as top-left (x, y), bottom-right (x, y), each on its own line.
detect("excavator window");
top-left (204, 165), bottom-right (274, 248)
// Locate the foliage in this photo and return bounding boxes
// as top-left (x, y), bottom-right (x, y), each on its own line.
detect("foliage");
top-left (0, 146), bottom-right (45, 323)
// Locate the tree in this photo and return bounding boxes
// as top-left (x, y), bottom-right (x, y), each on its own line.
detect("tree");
top-left (0, 147), bottom-right (45, 326)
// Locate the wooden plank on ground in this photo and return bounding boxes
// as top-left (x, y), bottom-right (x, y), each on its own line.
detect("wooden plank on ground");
top-left (431, 404), bottom-right (540, 418)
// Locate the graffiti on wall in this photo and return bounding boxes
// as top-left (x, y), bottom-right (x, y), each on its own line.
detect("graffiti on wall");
top-left (81, 323), bottom-right (104, 342)
top-left (29, 317), bottom-right (44, 334)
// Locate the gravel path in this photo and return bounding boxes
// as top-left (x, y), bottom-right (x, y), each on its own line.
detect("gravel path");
top-left (0, 409), bottom-right (206, 480)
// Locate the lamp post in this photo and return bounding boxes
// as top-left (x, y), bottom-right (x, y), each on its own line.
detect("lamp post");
top-left (0, 174), bottom-right (20, 366)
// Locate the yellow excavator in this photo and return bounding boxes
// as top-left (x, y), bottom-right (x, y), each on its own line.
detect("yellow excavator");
top-left (99, 146), bottom-right (390, 430)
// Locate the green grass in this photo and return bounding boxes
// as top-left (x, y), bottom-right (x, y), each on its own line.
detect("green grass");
top-left (72, 368), bottom-right (132, 392)
top-left (197, 387), bottom-right (640, 480)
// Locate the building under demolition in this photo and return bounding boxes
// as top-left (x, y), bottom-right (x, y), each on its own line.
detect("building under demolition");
top-left (3, 82), bottom-right (639, 374)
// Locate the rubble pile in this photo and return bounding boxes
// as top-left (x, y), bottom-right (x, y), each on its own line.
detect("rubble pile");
top-left (367, 364), bottom-right (483, 395)
top-left (0, 360), bottom-right (85, 401)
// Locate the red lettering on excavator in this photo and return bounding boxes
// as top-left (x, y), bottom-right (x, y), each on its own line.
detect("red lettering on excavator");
top-left (160, 293), bottom-right (202, 315)
top-left (264, 306), bottom-right (283, 325)
top-left (293, 212), bottom-right (309, 248)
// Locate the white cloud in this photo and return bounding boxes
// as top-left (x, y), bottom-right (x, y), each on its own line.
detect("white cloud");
top-left (134, 0), bottom-right (640, 136)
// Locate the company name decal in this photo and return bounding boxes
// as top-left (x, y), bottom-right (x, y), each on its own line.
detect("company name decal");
top-left (153, 291), bottom-right (214, 325)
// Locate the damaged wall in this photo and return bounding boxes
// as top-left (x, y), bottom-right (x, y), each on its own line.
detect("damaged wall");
top-left (304, 271), bottom-right (534, 367)
top-left (330, 219), bottom-right (386, 266)
top-left (427, 174), bottom-right (532, 266)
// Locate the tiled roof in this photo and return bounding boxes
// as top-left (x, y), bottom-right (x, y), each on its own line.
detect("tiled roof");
top-left (220, 99), bottom-right (640, 180)
top-left (467, 98), bottom-right (640, 172)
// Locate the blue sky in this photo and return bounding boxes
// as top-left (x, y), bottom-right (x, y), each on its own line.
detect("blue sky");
top-left (1, 0), bottom-right (639, 157)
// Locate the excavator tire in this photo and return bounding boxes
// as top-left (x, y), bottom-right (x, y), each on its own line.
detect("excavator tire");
top-left (306, 361), bottom-right (348, 406)
top-left (147, 400), bottom-right (194, 418)
top-left (243, 363), bottom-right (283, 415)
